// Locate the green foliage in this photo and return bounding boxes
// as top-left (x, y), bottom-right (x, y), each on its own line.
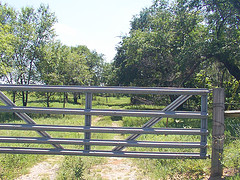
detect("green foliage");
top-left (0, 4), bottom-right (16, 81)
top-left (113, 0), bottom-right (240, 106)
top-left (0, 3), bottom-right (105, 106)
top-left (225, 174), bottom-right (240, 180)
top-left (57, 156), bottom-right (84, 180)
top-left (225, 117), bottom-right (240, 139)
top-left (38, 43), bottom-right (94, 86)
top-left (11, 4), bottom-right (57, 85)
top-left (223, 139), bottom-right (240, 170)
top-left (113, 0), bottom-right (208, 87)
top-left (122, 116), bottom-right (150, 127)
top-left (71, 46), bottom-right (105, 86)
top-left (0, 153), bottom-right (42, 179)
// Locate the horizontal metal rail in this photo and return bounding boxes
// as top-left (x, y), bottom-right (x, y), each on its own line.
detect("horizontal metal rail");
top-left (0, 147), bottom-right (207, 159)
top-left (0, 124), bottom-right (208, 135)
top-left (0, 106), bottom-right (207, 119)
top-left (224, 110), bottom-right (240, 117)
top-left (0, 137), bottom-right (207, 148)
top-left (0, 84), bottom-right (209, 95)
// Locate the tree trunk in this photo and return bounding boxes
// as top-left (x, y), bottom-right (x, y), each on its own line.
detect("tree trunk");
top-left (73, 93), bottom-right (78, 104)
top-left (216, 54), bottom-right (240, 81)
top-left (63, 92), bottom-right (66, 117)
top-left (12, 91), bottom-right (16, 119)
top-left (179, 59), bottom-right (204, 87)
top-left (65, 93), bottom-right (68, 102)
top-left (22, 91), bottom-right (28, 106)
top-left (46, 92), bottom-right (50, 107)
top-left (63, 92), bottom-right (66, 108)
top-left (12, 91), bottom-right (16, 104)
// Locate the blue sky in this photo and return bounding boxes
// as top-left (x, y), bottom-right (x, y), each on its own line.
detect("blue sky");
top-left (2, 0), bottom-right (154, 62)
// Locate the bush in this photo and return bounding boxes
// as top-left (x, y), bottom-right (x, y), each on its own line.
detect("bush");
top-left (57, 156), bottom-right (84, 180)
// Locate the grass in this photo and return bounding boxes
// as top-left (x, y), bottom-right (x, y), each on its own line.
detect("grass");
top-left (0, 92), bottom-right (239, 179)
top-left (56, 156), bottom-right (85, 180)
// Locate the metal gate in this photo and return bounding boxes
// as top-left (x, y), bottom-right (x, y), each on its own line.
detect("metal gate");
top-left (0, 85), bottom-right (209, 159)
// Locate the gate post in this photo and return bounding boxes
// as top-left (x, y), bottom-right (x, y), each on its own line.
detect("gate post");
top-left (210, 88), bottom-right (225, 179)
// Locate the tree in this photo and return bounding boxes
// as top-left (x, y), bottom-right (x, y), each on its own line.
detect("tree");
top-left (37, 43), bottom-right (93, 105)
top-left (0, 3), bottom-right (16, 83)
top-left (0, 3), bottom-right (108, 106)
top-left (1, 4), bottom-right (57, 106)
top-left (113, 0), bottom-right (240, 89)
top-left (113, 0), bottom-right (207, 87)
top-left (187, 0), bottom-right (240, 81)
top-left (101, 62), bottom-right (115, 86)
top-left (71, 45), bottom-right (105, 86)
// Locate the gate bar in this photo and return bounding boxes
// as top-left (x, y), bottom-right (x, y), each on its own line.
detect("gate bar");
top-left (0, 124), bottom-right (208, 135)
top-left (0, 84), bottom-right (209, 95)
top-left (0, 137), bottom-right (206, 148)
top-left (0, 106), bottom-right (207, 118)
top-left (0, 147), bottom-right (207, 159)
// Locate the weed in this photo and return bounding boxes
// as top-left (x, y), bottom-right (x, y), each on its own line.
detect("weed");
top-left (57, 156), bottom-right (84, 180)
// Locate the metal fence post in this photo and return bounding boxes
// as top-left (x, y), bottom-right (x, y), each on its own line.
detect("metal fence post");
top-left (200, 94), bottom-right (208, 157)
top-left (84, 92), bottom-right (92, 151)
top-left (211, 88), bottom-right (225, 179)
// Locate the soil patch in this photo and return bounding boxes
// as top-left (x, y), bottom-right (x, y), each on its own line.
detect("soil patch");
top-left (16, 156), bottom-right (63, 180)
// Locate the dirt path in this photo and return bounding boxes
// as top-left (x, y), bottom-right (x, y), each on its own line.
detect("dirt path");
top-left (86, 157), bottom-right (146, 180)
top-left (86, 117), bottom-right (148, 180)
top-left (16, 156), bottom-right (63, 180)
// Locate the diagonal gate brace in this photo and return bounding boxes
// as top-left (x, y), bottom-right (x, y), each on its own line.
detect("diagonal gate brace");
top-left (0, 91), bottom-right (63, 149)
top-left (113, 95), bottom-right (192, 151)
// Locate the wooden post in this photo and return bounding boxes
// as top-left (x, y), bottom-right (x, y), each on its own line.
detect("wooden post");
top-left (210, 88), bottom-right (225, 179)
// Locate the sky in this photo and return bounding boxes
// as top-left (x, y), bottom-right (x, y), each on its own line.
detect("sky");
top-left (2, 0), bottom-right (154, 62)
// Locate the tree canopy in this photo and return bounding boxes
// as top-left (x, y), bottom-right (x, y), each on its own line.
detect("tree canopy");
top-left (113, 0), bottom-right (240, 88)
top-left (111, 0), bottom-right (240, 106)
top-left (0, 3), bottom-right (105, 105)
